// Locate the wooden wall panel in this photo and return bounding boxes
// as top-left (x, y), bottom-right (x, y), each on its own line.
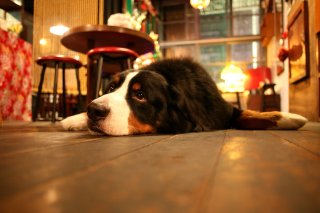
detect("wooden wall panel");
top-left (288, 0), bottom-right (319, 121)
top-left (315, 0), bottom-right (320, 34)
top-left (33, 0), bottom-right (104, 95)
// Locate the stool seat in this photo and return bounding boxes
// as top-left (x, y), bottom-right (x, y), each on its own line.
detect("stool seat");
top-left (36, 56), bottom-right (83, 69)
top-left (87, 47), bottom-right (139, 60)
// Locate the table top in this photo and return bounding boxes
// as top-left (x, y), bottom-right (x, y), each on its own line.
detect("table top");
top-left (61, 25), bottom-right (155, 55)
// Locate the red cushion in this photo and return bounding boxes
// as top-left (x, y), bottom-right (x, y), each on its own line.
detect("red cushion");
top-left (87, 47), bottom-right (139, 60)
top-left (36, 55), bottom-right (83, 68)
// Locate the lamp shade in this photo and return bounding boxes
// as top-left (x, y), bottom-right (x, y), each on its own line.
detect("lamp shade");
top-left (221, 65), bottom-right (244, 82)
top-left (243, 67), bottom-right (272, 90)
top-left (190, 0), bottom-right (210, 9)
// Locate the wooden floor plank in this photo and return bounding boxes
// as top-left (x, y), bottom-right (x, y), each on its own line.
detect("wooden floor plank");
top-left (0, 131), bottom-right (100, 156)
top-left (0, 134), bottom-right (172, 199)
top-left (300, 122), bottom-right (320, 134)
top-left (201, 130), bottom-right (320, 213)
top-left (0, 122), bottom-right (88, 156)
top-left (270, 130), bottom-right (320, 156)
top-left (0, 131), bottom-right (226, 213)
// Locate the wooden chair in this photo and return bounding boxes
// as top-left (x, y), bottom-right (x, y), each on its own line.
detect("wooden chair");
top-left (33, 56), bottom-right (83, 122)
top-left (260, 84), bottom-right (280, 112)
top-left (87, 47), bottom-right (139, 99)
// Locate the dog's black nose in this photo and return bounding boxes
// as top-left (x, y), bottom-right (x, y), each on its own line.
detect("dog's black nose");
top-left (87, 102), bottom-right (109, 121)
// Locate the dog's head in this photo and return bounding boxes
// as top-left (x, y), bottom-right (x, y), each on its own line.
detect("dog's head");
top-left (86, 70), bottom-right (170, 135)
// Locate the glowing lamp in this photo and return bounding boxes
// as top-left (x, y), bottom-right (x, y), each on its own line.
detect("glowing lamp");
top-left (190, 0), bottom-right (210, 9)
top-left (221, 65), bottom-right (244, 84)
top-left (50, 25), bottom-right (69, 36)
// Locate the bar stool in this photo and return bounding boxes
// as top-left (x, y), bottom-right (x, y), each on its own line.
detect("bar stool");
top-left (260, 84), bottom-right (280, 112)
top-left (87, 47), bottom-right (139, 99)
top-left (33, 56), bottom-right (83, 122)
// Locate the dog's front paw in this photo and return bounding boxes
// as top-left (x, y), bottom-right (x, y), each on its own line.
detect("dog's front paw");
top-left (61, 113), bottom-right (87, 131)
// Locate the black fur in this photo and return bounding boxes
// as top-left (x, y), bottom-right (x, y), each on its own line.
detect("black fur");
top-left (105, 58), bottom-right (241, 134)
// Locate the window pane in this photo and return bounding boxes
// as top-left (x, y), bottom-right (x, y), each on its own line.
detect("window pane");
top-left (231, 0), bottom-right (260, 36)
top-left (199, 0), bottom-right (227, 38)
top-left (200, 17), bottom-right (227, 38)
top-left (200, 45), bottom-right (226, 63)
top-left (232, 15), bottom-right (260, 36)
top-left (230, 42), bottom-right (260, 62)
top-left (203, 65), bottom-right (226, 83)
top-left (232, 0), bottom-right (260, 15)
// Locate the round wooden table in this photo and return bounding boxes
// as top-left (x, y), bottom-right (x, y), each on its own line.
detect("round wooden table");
top-left (61, 25), bottom-right (155, 55)
top-left (61, 25), bottom-right (155, 105)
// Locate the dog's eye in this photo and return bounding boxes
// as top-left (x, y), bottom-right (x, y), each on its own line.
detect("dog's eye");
top-left (135, 92), bottom-right (146, 101)
top-left (108, 84), bottom-right (115, 93)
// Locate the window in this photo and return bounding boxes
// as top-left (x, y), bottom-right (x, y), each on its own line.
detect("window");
top-left (159, 0), bottom-right (265, 84)
top-left (200, 44), bottom-right (226, 82)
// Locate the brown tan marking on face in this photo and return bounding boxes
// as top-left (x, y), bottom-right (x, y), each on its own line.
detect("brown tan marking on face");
top-left (128, 113), bottom-right (156, 134)
top-left (113, 77), bottom-right (120, 84)
top-left (232, 110), bottom-right (282, 130)
top-left (132, 83), bottom-right (141, 91)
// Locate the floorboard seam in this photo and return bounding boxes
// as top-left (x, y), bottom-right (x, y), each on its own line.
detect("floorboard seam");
top-left (0, 134), bottom-right (178, 202)
top-left (0, 137), bottom-right (103, 158)
top-left (269, 132), bottom-right (320, 158)
top-left (194, 130), bottom-right (227, 213)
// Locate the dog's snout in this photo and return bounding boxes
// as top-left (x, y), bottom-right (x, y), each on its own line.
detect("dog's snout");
top-left (87, 102), bottom-right (109, 121)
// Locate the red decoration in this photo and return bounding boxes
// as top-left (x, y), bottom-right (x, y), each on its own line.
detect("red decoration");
top-left (277, 46), bottom-right (289, 61)
top-left (282, 31), bottom-right (288, 39)
top-left (244, 67), bottom-right (272, 90)
top-left (0, 29), bottom-right (32, 120)
top-left (141, 4), bottom-right (147, 11)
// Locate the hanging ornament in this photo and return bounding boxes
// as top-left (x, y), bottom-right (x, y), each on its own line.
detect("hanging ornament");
top-left (277, 46), bottom-right (289, 61)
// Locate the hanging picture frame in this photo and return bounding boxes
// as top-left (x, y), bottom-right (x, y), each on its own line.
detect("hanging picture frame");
top-left (288, 1), bottom-right (310, 84)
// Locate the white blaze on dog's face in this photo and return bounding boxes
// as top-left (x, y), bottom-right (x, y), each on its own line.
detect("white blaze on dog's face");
top-left (87, 72), bottom-right (137, 135)
top-left (86, 70), bottom-right (167, 136)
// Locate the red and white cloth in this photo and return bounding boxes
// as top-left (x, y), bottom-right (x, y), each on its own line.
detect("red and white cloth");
top-left (0, 29), bottom-right (32, 121)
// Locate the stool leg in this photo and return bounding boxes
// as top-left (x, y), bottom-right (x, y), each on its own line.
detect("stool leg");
top-left (33, 64), bottom-right (47, 121)
top-left (260, 86), bottom-right (265, 112)
top-left (127, 58), bottom-right (132, 69)
top-left (75, 67), bottom-right (84, 111)
top-left (236, 92), bottom-right (241, 109)
top-left (62, 63), bottom-right (67, 118)
top-left (93, 55), bottom-right (103, 99)
top-left (272, 86), bottom-right (280, 111)
top-left (52, 62), bottom-right (59, 123)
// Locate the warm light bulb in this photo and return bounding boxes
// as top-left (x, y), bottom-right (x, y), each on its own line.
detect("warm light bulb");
top-left (190, 0), bottom-right (210, 9)
top-left (40, 39), bottom-right (46, 45)
top-left (50, 25), bottom-right (69, 35)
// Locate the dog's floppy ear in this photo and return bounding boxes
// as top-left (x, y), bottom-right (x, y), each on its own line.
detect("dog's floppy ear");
top-left (231, 110), bottom-right (307, 130)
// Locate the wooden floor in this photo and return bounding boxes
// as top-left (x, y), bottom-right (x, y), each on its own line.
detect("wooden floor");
top-left (0, 121), bottom-right (320, 213)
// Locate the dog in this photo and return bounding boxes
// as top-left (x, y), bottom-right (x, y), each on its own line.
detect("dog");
top-left (61, 58), bottom-right (307, 135)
